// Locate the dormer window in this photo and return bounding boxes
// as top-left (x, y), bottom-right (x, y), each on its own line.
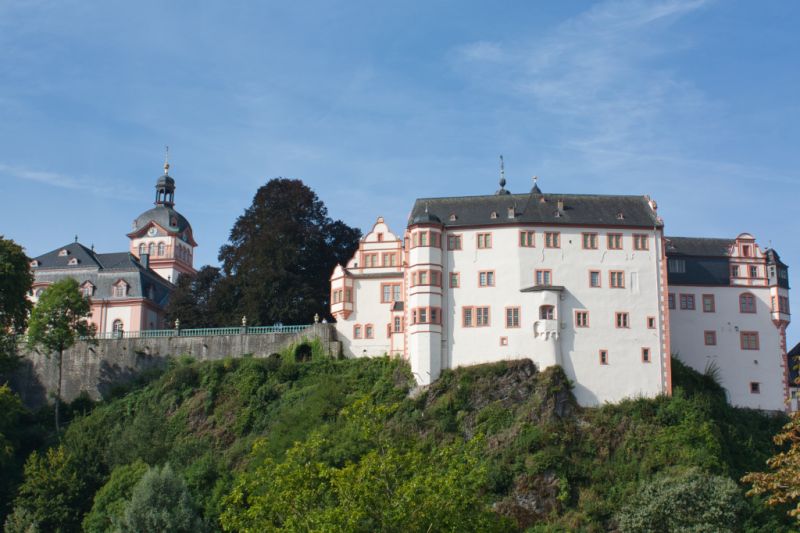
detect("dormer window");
top-left (68, 258), bottom-right (79, 265)
top-left (507, 207), bottom-right (515, 219)
top-left (80, 282), bottom-right (94, 298)
top-left (58, 249), bottom-right (69, 257)
top-left (490, 211), bottom-right (498, 219)
top-left (616, 212), bottom-right (625, 220)
top-left (449, 214), bottom-right (457, 221)
top-left (30, 260), bottom-right (39, 267)
top-left (113, 280), bottom-right (129, 298)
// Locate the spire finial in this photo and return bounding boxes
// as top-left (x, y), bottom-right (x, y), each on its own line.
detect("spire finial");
top-left (74, 234), bottom-right (78, 243)
top-left (164, 145), bottom-right (170, 174)
top-left (499, 155), bottom-right (506, 188)
top-left (531, 175), bottom-right (542, 194)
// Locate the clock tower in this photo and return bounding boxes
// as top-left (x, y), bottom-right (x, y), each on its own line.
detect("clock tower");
top-left (127, 159), bottom-right (197, 283)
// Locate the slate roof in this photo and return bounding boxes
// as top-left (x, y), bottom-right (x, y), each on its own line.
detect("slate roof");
top-left (132, 205), bottom-right (192, 234)
top-left (408, 193), bottom-right (661, 228)
top-left (665, 237), bottom-right (734, 257)
top-left (32, 242), bottom-right (173, 307)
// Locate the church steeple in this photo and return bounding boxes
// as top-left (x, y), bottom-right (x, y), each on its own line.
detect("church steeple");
top-left (154, 147), bottom-right (176, 207)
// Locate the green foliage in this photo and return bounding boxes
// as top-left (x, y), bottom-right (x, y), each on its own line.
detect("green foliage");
top-left (217, 178), bottom-right (361, 325)
top-left (0, 236), bottom-right (33, 375)
top-left (116, 463), bottom-right (203, 533)
top-left (5, 446), bottom-right (87, 532)
top-left (82, 460), bottom-right (148, 533)
top-left (26, 278), bottom-right (95, 356)
top-left (615, 467), bottom-right (746, 532)
top-left (3, 354), bottom-right (792, 531)
top-left (165, 265), bottom-right (224, 328)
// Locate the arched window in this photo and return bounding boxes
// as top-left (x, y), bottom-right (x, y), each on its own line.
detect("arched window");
top-left (112, 320), bottom-right (124, 338)
top-left (739, 293), bottom-right (756, 313)
top-left (139, 243), bottom-right (146, 256)
top-left (539, 305), bottom-right (555, 320)
top-left (158, 243), bottom-right (165, 256)
top-left (148, 243), bottom-right (154, 256)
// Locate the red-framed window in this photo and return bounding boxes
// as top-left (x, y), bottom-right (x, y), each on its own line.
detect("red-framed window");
top-left (505, 307), bottom-right (520, 328)
top-left (610, 271), bottom-right (625, 288)
top-left (582, 233), bottom-right (598, 249)
top-left (477, 233), bottom-right (492, 249)
top-left (365, 324), bottom-right (374, 339)
top-left (599, 349), bottom-right (609, 365)
top-left (679, 294), bottom-right (695, 310)
top-left (539, 305), bottom-right (555, 320)
top-left (519, 231), bottom-right (535, 247)
top-left (615, 312), bottom-right (629, 328)
top-left (463, 306), bottom-right (490, 327)
top-left (740, 331), bottom-right (759, 350)
top-left (641, 347), bottom-right (651, 363)
top-left (447, 234), bottom-right (462, 250)
top-left (702, 294), bottom-right (715, 313)
top-left (449, 272), bottom-right (460, 288)
top-left (478, 270), bottom-right (495, 287)
top-left (353, 324), bottom-right (362, 339)
top-left (668, 293), bottom-right (676, 309)
top-left (633, 234), bottom-right (649, 250)
top-left (411, 307), bottom-right (441, 325)
top-left (544, 232), bottom-right (560, 248)
top-left (589, 270), bottom-right (601, 288)
top-left (739, 293), bottom-right (756, 313)
top-left (575, 310), bottom-right (589, 328)
top-left (607, 233), bottom-right (623, 250)
top-left (535, 269), bottom-right (552, 286)
top-left (646, 316), bottom-right (656, 329)
top-left (380, 283), bottom-right (402, 303)
top-left (704, 331), bottom-right (717, 346)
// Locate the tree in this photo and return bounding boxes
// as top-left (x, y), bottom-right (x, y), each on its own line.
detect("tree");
top-left (5, 446), bottom-right (86, 533)
top-left (82, 461), bottom-right (148, 533)
top-left (165, 265), bottom-right (224, 328)
top-left (27, 278), bottom-right (95, 433)
top-left (0, 236), bottom-right (33, 375)
top-left (615, 467), bottom-right (746, 532)
top-left (117, 463), bottom-right (203, 533)
top-left (218, 178), bottom-right (360, 325)
top-left (742, 411), bottom-right (800, 523)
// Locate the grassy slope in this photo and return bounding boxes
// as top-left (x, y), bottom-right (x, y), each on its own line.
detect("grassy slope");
top-left (15, 346), bottom-right (794, 531)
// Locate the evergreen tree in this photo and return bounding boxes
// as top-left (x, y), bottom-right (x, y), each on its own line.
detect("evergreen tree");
top-left (218, 178), bottom-right (360, 325)
top-left (0, 236), bottom-right (33, 375)
top-left (27, 278), bottom-right (95, 433)
top-left (117, 463), bottom-right (203, 533)
top-left (165, 265), bottom-right (223, 328)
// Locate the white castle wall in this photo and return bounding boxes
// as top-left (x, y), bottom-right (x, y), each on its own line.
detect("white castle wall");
top-left (669, 285), bottom-right (786, 410)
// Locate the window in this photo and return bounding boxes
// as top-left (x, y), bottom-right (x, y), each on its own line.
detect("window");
top-left (599, 350), bottom-right (609, 365)
top-left (739, 293), bottom-right (756, 313)
top-left (750, 382), bottom-right (760, 394)
top-left (731, 265), bottom-right (740, 278)
top-left (353, 325), bottom-right (362, 339)
top-left (575, 311), bottom-right (589, 328)
top-left (419, 232), bottom-right (428, 247)
top-left (412, 307), bottom-right (441, 325)
top-left (490, 211), bottom-right (498, 219)
top-left (148, 243), bottom-right (154, 256)
top-left (610, 271), bottom-right (625, 288)
top-left (68, 258), bottom-right (79, 265)
top-left (381, 283), bottom-right (401, 303)
top-left (462, 307), bottom-right (473, 327)
top-left (364, 254), bottom-right (378, 268)
top-left (382, 253), bottom-right (397, 266)
top-left (535, 270), bottom-right (552, 286)
top-left (393, 317), bottom-right (402, 333)
top-left (447, 235), bottom-right (462, 250)
top-left (412, 270), bottom-right (441, 287)
top-left (779, 296), bottom-right (790, 314)
top-left (81, 283), bottom-right (93, 298)
top-left (741, 331), bottom-right (759, 350)
top-left (668, 259), bottom-right (686, 273)
top-left (449, 272), bottom-right (460, 288)
top-left (742, 245), bottom-right (752, 257)
top-left (519, 231), bottom-right (535, 247)
top-left (668, 293), bottom-right (676, 309)
top-left (544, 232), bottom-right (560, 248)
top-left (702, 294), bottom-right (715, 313)
top-left (139, 243), bottom-right (146, 256)
top-left (539, 305), bottom-right (555, 320)
top-left (476, 307), bottom-right (490, 326)
top-left (642, 348), bottom-right (651, 363)
top-left (679, 294), bottom-right (695, 310)
top-left (704, 331), bottom-right (717, 346)
top-left (332, 289), bottom-right (342, 304)
top-left (114, 283), bottom-right (127, 298)
top-left (365, 325), bottom-right (374, 339)
top-left (582, 233), bottom-right (598, 249)
top-left (589, 270), bottom-right (601, 288)
top-left (477, 233), bottom-right (492, 249)
top-left (500, 337), bottom-right (508, 346)
top-left (749, 265), bottom-right (758, 278)
top-left (615, 312), bottom-right (629, 328)
top-left (478, 271), bottom-right (495, 287)
top-left (633, 234), bottom-right (649, 250)
top-left (158, 242), bottom-right (165, 256)
top-left (505, 307), bottom-right (520, 328)
top-left (607, 233), bottom-right (623, 250)
top-left (646, 316), bottom-right (656, 329)
top-left (345, 288), bottom-right (352, 303)
top-left (58, 249), bottom-right (69, 257)
top-left (112, 320), bottom-right (124, 337)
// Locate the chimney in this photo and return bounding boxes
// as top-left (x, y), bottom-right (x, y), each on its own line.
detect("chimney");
top-left (141, 253), bottom-right (149, 269)
top-left (557, 199), bottom-right (564, 212)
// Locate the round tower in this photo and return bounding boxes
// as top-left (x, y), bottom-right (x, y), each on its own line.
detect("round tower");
top-left (127, 158), bottom-right (197, 283)
top-left (406, 211), bottom-right (444, 385)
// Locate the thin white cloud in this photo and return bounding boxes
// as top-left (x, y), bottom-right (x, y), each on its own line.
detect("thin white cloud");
top-left (0, 163), bottom-right (135, 198)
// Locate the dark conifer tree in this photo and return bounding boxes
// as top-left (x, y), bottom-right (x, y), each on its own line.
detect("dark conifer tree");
top-left (217, 178), bottom-right (360, 325)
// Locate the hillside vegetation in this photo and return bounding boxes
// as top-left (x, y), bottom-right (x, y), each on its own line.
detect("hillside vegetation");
top-left (2, 344), bottom-right (793, 532)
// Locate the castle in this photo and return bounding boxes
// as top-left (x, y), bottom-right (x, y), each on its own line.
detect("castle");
top-left (330, 175), bottom-right (791, 411)
top-left (28, 161), bottom-right (196, 335)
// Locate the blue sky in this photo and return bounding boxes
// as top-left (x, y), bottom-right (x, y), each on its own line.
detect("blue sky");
top-left (1, 1), bottom-right (798, 340)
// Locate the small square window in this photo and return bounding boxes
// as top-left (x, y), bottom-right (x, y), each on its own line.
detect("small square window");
top-left (750, 382), bottom-right (760, 394)
top-left (646, 316), bottom-right (656, 329)
top-left (599, 350), bottom-right (609, 365)
top-left (704, 331), bottom-right (717, 345)
top-left (500, 336), bottom-right (508, 346)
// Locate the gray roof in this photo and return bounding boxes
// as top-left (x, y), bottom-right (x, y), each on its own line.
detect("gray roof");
top-left (32, 242), bottom-right (173, 307)
top-left (408, 192), bottom-right (661, 228)
top-left (665, 237), bottom-right (734, 257)
top-left (132, 205), bottom-right (192, 234)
